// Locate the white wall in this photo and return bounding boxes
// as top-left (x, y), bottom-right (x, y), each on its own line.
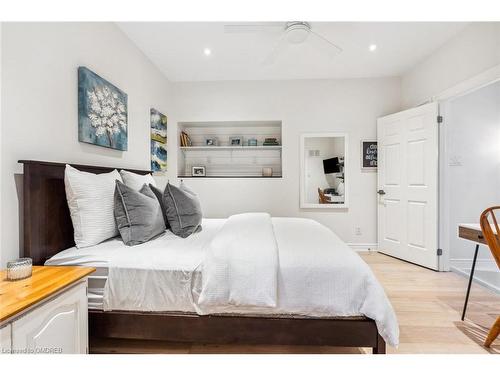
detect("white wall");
top-left (1, 23), bottom-right (174, 266)
top-left (401, 23), bottom-right (500, 108)
top-left (442, 81), bottom-right (500, 290)
top-left (171, 78), bottom-right (401, 246)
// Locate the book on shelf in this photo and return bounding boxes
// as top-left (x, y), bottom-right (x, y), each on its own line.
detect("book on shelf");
top-left (180, 131), bottom-right (192, 147)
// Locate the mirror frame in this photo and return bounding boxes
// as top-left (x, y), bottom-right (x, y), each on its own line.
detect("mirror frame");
top-left (299, 132), bottom-right (349, 209)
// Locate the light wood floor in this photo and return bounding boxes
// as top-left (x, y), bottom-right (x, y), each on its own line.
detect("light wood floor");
top-left (90, 252), bottom-right (500, 354)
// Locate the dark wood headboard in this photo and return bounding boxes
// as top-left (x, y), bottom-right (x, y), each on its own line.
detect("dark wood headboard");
top-left (19, 160), bottom-right (151, 265)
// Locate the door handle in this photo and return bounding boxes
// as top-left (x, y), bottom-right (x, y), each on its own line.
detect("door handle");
top-left (377, 189), bottom-right (386, 195)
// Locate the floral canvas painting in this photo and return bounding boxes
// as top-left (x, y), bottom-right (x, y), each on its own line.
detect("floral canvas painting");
top-left (150, 108), bottom-right (167, 172)
top-left (78, 67), bottom-right (128, 150)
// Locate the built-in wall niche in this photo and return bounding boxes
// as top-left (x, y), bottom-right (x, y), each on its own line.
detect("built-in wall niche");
top-left (177, 121), bottom-right (282, 178)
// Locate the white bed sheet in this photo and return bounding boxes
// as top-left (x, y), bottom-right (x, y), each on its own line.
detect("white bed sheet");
top-left (46, 218), bottom-right (225, 311)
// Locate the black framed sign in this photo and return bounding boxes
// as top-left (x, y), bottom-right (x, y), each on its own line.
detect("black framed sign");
top-left (361, 140), bottom-right (377, 171)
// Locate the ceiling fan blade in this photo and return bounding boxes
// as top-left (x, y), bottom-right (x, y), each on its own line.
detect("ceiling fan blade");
top-left (224, 23), bottom-right (284, 34)
top-left (261, 34), bottom-right (288, 66)
top-left (309, 30), bottom-right (343, 56)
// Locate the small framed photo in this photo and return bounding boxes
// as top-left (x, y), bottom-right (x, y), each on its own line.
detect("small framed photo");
top-left (229, 136), bottom-right (243, 146)
top-left (192, 166), bottom-right (206, 177)
top-left (204, 137), bottom-right (218, 146)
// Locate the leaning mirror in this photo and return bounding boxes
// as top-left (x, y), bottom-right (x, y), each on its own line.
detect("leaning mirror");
top-left (300, 133), bottom-right (348, 208)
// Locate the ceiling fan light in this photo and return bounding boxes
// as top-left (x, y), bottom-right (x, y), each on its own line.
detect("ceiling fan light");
top-left (285, 22), bottom-right (311, 44)
top-left (286, 27), bottom-right (309, 44)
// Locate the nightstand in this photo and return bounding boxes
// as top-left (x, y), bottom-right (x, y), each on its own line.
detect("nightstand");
top-left (0, 266), bottom-right (95, 354)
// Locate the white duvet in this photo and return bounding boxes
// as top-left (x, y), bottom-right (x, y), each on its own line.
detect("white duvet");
top-left (198, 213), bottom-right (279, 308)
top-left (193, 214), bottom-right (399, 346)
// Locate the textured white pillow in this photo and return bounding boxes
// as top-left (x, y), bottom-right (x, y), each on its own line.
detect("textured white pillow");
top-left (64, 164), bottom-right (122, 248)
top-left (119, 170), bottom-right (156, 191)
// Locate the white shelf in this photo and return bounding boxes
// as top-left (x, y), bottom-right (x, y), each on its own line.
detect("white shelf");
top-left (178, 120), bottom-right (282, 178)
top-left (180, 145), bottom-right (282, 151)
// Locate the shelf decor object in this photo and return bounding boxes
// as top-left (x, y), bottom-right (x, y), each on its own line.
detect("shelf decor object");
top-left (262, 167), bottom-right (273, 177)
top-left (229, 136), bottom-right (243, 146)
top-left (178, 121), bottom-right (282, 178)
top-left (180, 131), bottom-right (192, 147)
top-left (263, 137), bottom-right (280, 146)
top-left (192, 166), bottom-right (206, 177)
top-left (204, 137), bottom-right (218, 146)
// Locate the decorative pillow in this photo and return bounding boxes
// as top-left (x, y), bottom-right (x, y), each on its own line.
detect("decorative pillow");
top-left (64, 164), bottom-right (122, 248)
top-left (158, 182), bottom-right (202, 238)
top-left (114, 181), bottom-right (166, 246)
top-left (120, 170), bottom-right (156, 191)
top-left (149, 184), bottom-right (171, 229)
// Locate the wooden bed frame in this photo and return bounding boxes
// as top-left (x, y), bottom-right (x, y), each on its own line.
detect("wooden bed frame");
top-left (19, 159), bottom-right (386, 354)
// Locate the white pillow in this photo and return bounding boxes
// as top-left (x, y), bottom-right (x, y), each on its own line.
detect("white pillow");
top-left (120, 170), bottom-right (156, 191)
top-left (64, 164), bottom-right (122, 248)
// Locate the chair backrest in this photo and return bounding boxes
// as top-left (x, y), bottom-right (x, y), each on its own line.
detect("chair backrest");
top-left (318, 188), bottom-right (329, 204)
top-left (479, 206), bottom-right (500, 269)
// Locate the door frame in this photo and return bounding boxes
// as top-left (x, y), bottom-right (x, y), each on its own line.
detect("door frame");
top-left (433, 63), bottom-right (500, 271)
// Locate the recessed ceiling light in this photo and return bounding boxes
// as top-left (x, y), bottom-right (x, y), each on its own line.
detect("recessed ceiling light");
top-left (203, 48), bottom-right (212, 56)
top-left (369, 44), bottom-right (377, 52)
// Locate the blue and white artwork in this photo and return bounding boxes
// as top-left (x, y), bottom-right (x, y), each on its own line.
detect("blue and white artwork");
top-left (78, 67), bottom-right (128, 150)
top-left (150, 108), bottom-right (168, 172)
top-left (151, 141), bottom-right (167, 172)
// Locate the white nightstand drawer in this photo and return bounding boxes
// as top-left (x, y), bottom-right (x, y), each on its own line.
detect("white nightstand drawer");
top-left (11, 281), bottom-right (88, 354)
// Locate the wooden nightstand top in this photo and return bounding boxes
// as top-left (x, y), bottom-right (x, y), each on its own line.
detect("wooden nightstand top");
top-left (0, 266), bottom-right (95, 323)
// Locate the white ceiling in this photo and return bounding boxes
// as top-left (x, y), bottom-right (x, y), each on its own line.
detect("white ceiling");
top-left (117, 22), bottom-right (468, 82)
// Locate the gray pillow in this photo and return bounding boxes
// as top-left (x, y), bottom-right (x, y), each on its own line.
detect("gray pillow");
top-left (157, 182), bottom-right (202, 238)
top-left (149, 184), bottom-right (170, 229)
top-left (114, 180), bottom-right (166, 246)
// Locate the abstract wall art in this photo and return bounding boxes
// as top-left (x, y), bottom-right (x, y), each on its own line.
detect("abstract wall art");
top-left (150, 108), bottom-right (167, 172)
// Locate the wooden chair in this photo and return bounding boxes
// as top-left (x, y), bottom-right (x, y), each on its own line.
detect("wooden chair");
top-left (318, 188), bottom-right (331, 204)
top-left (479, 206), bottom-right (500, 347)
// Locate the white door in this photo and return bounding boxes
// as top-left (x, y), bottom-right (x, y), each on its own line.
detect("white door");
top-left (377, 102), bottom-right (439, 270)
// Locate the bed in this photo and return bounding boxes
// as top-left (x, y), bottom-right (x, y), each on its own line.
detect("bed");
top-left (20, 160), bottom-right (397, 353)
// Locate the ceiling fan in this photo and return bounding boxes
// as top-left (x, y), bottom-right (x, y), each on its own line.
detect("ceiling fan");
top-left (224, 22), bottom-right (343, 64)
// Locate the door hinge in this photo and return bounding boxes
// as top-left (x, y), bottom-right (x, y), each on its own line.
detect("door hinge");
top-left (437, 115), bottom-right (443, 124)
top-left (437, 248), bottom-right (443, 256)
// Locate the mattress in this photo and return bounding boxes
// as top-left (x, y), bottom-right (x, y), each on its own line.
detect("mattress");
top-left (45, 218), bottom-right (225, 311)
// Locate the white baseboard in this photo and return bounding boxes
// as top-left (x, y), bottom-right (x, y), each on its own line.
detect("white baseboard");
top-left (449, 258), bottom-right (497, 271)
top-left (347, 243), bottom-right (378, 252)
top-left (450, 258), bottom-right (500, 294)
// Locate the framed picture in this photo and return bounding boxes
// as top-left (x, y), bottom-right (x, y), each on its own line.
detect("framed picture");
top-left (150, 108), bottom-right (167, 173)
top-left (229, 136), bottom-right (243, 146)
top-left (361, 140), bottom-right (377, 171)
top-left (151, 141), bottom-right (167, 172)
top-left (78, 67), bottom-right (128, 150)
top-left (150, 108), bottom-right (167, 144)
top-left (192, 166), bottom-right (206, 177)
top-left (204, 137), bottom-right (218, 146)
